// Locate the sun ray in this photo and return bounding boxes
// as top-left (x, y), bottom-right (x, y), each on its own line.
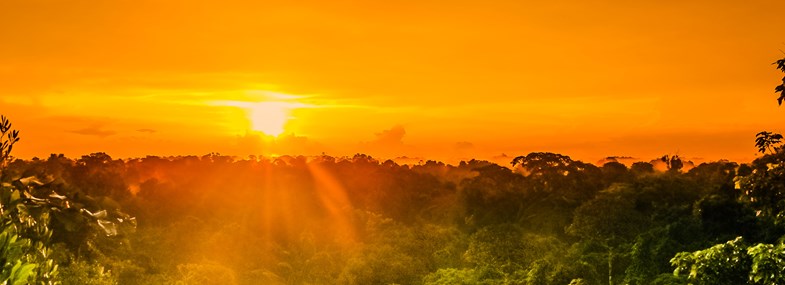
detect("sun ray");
top-left (306, 161), bottom-right (357, 244)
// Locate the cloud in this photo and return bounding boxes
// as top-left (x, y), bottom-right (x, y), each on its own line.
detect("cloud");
top-left (372, 125), bottom-right (406, 145)
top-left (69, 126), bottom-right (117, 138)
top-left (136, 128), bottom-right (157, 134)
top-left (596, 156), bottom-right (638, 166)
top-left (354, 125), bottom-right (418, 159)
top-left (455, 141), bottom-right (474, 150)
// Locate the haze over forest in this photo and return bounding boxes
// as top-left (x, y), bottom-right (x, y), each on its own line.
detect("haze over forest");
top-left (3, 1), bottom-right (785, 285)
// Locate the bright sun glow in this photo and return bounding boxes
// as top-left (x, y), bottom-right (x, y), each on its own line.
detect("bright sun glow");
top-left (248, 102), bottom-right (293, 136)
top-left (212, 92), bottom-right (311, 137)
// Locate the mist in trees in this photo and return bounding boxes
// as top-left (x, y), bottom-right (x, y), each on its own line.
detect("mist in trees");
top-left (0, 56), bottom-right (784, 285)
top-left (1, 143), bottom-right (782, 284)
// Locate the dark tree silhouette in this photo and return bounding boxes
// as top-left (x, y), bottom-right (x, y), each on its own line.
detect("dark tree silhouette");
top-left (659, 155), bottom-right (683, 172)
top-left (775, 57), bottom-right (785, 105)
top-left (0, 115), bottom-right (20, 168)
top-left (759, 57), bottom-right (785, 152)
top-left (755, 131), bottom-right (783, 154)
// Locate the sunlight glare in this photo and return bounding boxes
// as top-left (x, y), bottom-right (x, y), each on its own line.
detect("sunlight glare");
top-left (249, 102), bottom-right (291, 136)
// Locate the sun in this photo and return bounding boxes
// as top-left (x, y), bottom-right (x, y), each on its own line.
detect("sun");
top-left (248, 102), bottom-right (293, 136)
top-left (213, 94), bottom-right (309, 137)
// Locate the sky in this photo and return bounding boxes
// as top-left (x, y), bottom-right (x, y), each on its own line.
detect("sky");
top-left (1, 0), bottom-right (785, 164)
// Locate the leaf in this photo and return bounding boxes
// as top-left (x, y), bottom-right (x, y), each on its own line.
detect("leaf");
top-left (96, 220), bottom-right (118, 236)
top-left (10, 263), bottom-right (36, 285)
top-left (83, 209), bottom-right (108, 219)
top-left (9, 190), bottom-right (20, 203)
top-left (9, 261), bottom-right (22, 277)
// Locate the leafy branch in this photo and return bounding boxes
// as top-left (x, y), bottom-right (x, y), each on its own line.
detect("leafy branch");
top-left (0, 116), bottom-right (20, 169)
top-left (755, 131), bottom-right (783, 154)
top-left (775, 58), bottom-right (785, 105)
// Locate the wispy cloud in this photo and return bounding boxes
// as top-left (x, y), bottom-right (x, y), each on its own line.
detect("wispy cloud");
top-left (69, 126), bottom-right (117, 138)
top-left (136, 129), bottom-right (157, 134)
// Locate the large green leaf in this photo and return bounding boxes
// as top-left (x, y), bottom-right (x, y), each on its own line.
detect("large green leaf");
top-left (8, 261), bottom-right (36, 285)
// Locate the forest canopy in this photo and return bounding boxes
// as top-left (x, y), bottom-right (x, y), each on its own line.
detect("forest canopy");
top-left (0, 146), bottom-right (784, 284)
top-left (0, 53), bottom-right (783, 285)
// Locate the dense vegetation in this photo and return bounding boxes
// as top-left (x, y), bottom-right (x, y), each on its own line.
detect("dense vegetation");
top-left (0, 147), bottom-right (784, 284)
top-left (0, 57), bottom-right (783, 285)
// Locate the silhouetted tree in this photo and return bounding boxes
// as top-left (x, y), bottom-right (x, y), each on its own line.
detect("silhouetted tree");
top-left (755, 131), bottom-right (783, 154)
top-left (630, 162), bottom-right (655, 175)
top-left (0, 115), bottom-right (20, 173)
top-left (756, 57), bottom-right (785, 152)
top-left (660, 155), bottom-right (683, 172)
top-left (775, 57), bottom-right (785, 105)
top-left (601, 162), bottom-right (632, 186)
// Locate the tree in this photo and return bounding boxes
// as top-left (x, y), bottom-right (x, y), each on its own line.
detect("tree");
top-left (0, 116), bottom-right (58, 284)
top-left (774, 57), bottom-right (785, 105)
top-left (0, 115), bottom-right (137, 284)
top-left (755, 131), bottom-right (783, 154)
top-left (672, 237), bottom-right (785, 285)
top-left (757, 57), bottom-right (785, 154)
top-left (0, 115), bottom-right (20, 175)
top-left (601, 162), bottom-right (632, 186)
top-left (737, 150), bottom-right (785, 229)
top-left (630, 162), bottom-right (655, 175)
top-left (659, 155), bottom-right (683, 172)
top-left (567, 185), bottom-right (650, 285)
top-left (669, 54), bottom-right (785, 285)
top-left (671, 237), bottom-right (749, 285)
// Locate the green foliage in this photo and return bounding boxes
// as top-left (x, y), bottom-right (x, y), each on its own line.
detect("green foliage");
top-left (3, 55), bottom-right (785, 285)
top-left (338, 244), bottom-right (424, 285)
top-left (422, 268), bottom-right (482, 285)
top-left (174, 262), bottom-right (238, 285)
top-left (671, 237), bottom-right (750, 285)
top-left (0, 183), bottom-right (60, 285)
top-left (4, 143), bottom-right (785, 284)
top-left (567, 184), bottom-right (649, 247)
top-left (421, 266), bottom-right (531, 285)
top-left (738, 151), bottom-right (785, 228)
top-left (0, 226), bottom-right (38, 285)
top-left (464, 224), bottom-right (562, 273)
top-left (0, 116), bottom-right (140, 285)
top-left (626, 230), bottom-right (668, 285)
top-left (524, 255), bottom-right (598, 285)
top-left (747, 243), bottom-right (785, 284)
top-left (649, 274), bottom-right (686, 285)
top-left (57, 260), bottom-right (117, 285)
top-left (672, 237), bottom-right (785, 285)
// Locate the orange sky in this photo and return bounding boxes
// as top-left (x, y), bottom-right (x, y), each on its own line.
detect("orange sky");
top-left (1, 0), bottom-right (785, 164)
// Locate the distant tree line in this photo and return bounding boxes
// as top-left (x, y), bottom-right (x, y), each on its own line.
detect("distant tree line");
top-left (0, 55), bottom-right (782, 284)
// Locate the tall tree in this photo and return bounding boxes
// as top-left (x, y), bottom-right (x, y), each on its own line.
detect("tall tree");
top-left (567, 185), bottom-right (649, 285)
top-left (757, 56), bottom-right (785, 153)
